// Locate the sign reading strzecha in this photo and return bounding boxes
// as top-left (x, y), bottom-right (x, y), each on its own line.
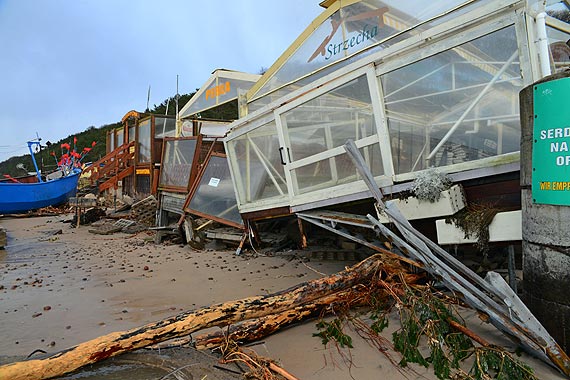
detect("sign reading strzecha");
top-left (533, 77), bottom-right (570, 205)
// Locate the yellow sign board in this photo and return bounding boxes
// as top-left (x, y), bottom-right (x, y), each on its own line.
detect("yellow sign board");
top-left (136, 168), bottom-right (150, 175)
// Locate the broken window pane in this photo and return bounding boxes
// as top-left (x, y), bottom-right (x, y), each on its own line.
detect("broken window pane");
top-left (188, 155), bottom-right (242, 227)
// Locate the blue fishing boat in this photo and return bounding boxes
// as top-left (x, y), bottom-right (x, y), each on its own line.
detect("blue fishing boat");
top-left (0, 141), bottom-right (81, 214)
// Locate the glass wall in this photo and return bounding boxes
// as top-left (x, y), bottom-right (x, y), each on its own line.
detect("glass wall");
top-left (381, 26), bottom-right (521, 174)
top-left (226, 2), bottom-right (545, 214)
top-left (227, 121), bottom-right (287, 205)
top-left (281, 74), bottom-right (383, 194)
top-left (138, 119), bottom-right (151, 163)
top-left (159, 138), bottom-right (197, 190)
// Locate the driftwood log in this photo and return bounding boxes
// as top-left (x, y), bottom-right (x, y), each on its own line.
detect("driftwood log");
top-left (0, 253), bottom-right (409, 380)
top-left (194, 286), bottom-right (369, 350)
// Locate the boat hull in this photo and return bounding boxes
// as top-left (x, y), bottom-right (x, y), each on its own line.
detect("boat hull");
top-left (0, 170), bottom-right (81, 214)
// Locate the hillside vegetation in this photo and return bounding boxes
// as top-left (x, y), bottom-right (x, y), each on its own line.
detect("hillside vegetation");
top-left (0, 123), bottom-right (119, 178)
top-left (0, 92), bottom-right (208, 177)
top-left (0, 89), bottom-right (239, 178)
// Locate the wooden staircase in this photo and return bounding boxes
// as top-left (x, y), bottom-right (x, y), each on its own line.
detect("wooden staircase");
top-left (82, 141), bottom-right (135, 193)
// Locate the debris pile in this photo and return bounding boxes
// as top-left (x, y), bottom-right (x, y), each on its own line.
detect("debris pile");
top-left (129, 195), bottom-right (157, 226)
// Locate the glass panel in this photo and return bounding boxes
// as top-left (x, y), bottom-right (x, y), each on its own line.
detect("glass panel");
top-left (547, 1), bottom-right (570, 72)
top-left (198, 120), bottom-right (230, 137)
top-left (136, 175), bottom-right (150, 196)
top-left (159, 139), bottom-right (197, 189)
top-left (138, 119), bottom-right (151, 163)
top-left (181, 78), bottom-right (257, 118)
top-left (254, 0), bottom-right (482, 101)
top-left (547, 1), bottom-right (570, 22)
top-left (381, 26), bottom-right (521, 174)
top-left (283, 75), bottom-right (376, 161)
top-left (124, 176), bottom-right (134, 197)
top-left (292, 144), bottom-right (383, 194)
top-left (128, 126), bottom-right (135, 142)
top-left (110, 132), bottom-right (116, 151)
top-left (116, 128), bottom-right (124, 147)
top-left (228, 121), bottom-right (287, 204)
top-left (155, 117), bottom-right (176, 138)
top-left (547, 25), bottom-right (570, 71)
top-left (188, 155), bottom-right (242, 226)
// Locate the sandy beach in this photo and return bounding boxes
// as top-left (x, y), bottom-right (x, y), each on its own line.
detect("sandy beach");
top-left (0, 214), bottom-right (565, 379)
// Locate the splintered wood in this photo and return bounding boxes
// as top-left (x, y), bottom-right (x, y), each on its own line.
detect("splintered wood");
top-left (0, 253), bottom-right (414, 380)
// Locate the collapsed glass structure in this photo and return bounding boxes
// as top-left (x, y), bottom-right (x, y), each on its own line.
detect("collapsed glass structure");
top-left (225, 0), bottom-right (570, 218)
top-left (156, 69), bottom-right (260, 228)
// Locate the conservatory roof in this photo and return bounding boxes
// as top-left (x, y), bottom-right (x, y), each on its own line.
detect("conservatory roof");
top-left (179, 69), bottom-right (260, 119)
top-left (246, 0), bottom-right (483, 103)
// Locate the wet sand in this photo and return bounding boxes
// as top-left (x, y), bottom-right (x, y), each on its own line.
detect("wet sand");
top-left (0, 215), bottom-right (564, 379)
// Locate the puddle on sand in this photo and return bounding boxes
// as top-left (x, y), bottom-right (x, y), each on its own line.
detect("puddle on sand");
top-left (0, 230), bottom-right (65, 264)
top-left (1, 348), bottom-right (242, 380)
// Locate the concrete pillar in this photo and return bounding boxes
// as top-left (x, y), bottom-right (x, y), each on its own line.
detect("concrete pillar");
top-left (520, 72), bottom-right (570, 354)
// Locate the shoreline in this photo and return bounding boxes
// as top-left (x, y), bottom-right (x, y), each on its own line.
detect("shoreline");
top-left (0, 214), bottom-right (564, 379)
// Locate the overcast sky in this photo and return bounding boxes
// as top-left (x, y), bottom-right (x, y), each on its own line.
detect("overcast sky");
top-left (0, 0), bottom-right (322, 162)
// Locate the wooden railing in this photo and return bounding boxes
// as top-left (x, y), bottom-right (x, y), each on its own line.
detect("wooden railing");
top-left (82, 141), bottom-right (135, 192)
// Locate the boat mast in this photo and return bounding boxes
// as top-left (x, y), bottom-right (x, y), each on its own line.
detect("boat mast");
top-left (27, 141), bottom-right (43, 183)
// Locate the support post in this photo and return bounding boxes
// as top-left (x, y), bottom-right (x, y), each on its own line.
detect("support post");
top-left (520, 72), bottom-right (570, 354)
top-left (297, 218), bottom-right (308, 249)
top-left (507, 245), bottom-right (517, 293)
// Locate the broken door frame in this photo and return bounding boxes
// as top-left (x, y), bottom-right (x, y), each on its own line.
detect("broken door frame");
top-left (157, 136), bottom-right (203, 193)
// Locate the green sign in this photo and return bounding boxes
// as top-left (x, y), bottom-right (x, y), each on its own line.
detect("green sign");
top-left (533, 77), bottom-right (570, 205)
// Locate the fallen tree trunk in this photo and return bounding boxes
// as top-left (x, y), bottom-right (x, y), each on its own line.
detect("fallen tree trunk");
top-left (193, 272), bottom-right (423, 350)
top-left (0, 253), bottom-right (406, 380)
top-left (193, 286), bottom-right (370, 350)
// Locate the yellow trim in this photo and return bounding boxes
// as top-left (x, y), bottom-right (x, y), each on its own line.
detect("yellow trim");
top-left (121, 110), bottom-right (141, 124)
top-left (319, 0), bottom-right (336, 8)
top-left (246, 0), bottom-right (363, 101)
